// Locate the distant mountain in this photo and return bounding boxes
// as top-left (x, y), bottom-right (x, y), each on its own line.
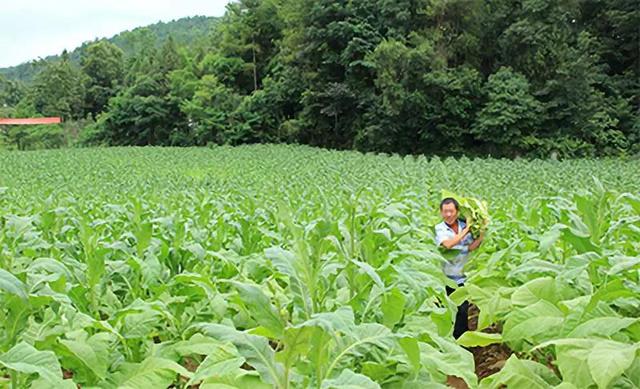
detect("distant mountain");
top-left (0, 15), bottom-right (220, 83)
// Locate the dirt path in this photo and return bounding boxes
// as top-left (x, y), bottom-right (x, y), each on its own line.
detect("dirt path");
top-left (447, 304), bottom-right (513, 388)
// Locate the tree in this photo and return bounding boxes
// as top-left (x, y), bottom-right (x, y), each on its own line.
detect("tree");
top-left (216, 0), bottom-right (283, 93)
top-left (81, 41), bottom-right (125, 116)
top-left (0, 75), bottom-right (24, 107)
top-left (473, 67), bottom-right (542, 156)
top-left (29, 51), bottom-right (86, 120)
top-left (99, 37), bottom-right (188, 146)
top-left (180, 75), bottom-right (242, 145)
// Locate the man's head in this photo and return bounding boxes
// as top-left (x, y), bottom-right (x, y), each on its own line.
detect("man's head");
top-left (440, 197), bottom-right (459, 224)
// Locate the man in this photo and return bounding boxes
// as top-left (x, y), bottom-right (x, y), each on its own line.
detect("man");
top-left (435, 197), bottom-right (484, 338)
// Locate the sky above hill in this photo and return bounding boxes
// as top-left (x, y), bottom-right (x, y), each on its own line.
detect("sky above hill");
top-left (0, 0), bottom-right (229, 67)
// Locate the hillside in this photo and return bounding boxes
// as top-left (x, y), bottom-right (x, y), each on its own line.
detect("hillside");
top-left (0, 15), bottom-right (220, 83)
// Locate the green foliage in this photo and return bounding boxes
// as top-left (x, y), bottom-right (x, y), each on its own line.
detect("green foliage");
top-left (473, 67), bottom-right (542, 155)
top-left (29, 51), bottom-right (86, 121)
top-left (0, 1), bottom-right (638, 157)
top-left (0, 145), bottom-right (638, 387)
top-left (0, 75), bottom-right (24, 107)
top-left (81, 41), bottom-right (125, 116)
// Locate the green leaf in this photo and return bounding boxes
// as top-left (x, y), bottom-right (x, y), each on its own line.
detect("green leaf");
top-left (534, 338), bottom-right (640, 389)
top-left (0, 268), bottom-right (28, 300)
top-left (607, 255), bottom-right (640, 275)
top-left (324, 323), bottom-right (396, 380)
top-left (352, 260), bottom-right (384, 289)
top-left (59, 333), bottom-right (110, 380)
top-left (479, 355), bottom-right (553, 389)
top-left (419, 335), bottom-right (477, 389)
top-left (193, 323), bottom-right (285, 387)
top-left (187, 342), bottom-right (245, 386)
top-left (321, 369), bottom-right (380, 389)
top-left (296, 306), bottom-right (355, 335)
top-left (466, 284), bottom-right (512, 330)
top-left (229, 281), bottom-right (285, 338)
top-left (275, 326), bottom-right (312, 374)
top-left (456, 331), bottom-right (502, 347)
top-left (0, 342), bottom-right (62, 383)
top-left (398, 337), bottom-right (421, 372)
top-left (117, 357), bottom-right (192, 389)
top-left (586, 279), bottom-right (637, 312)
top-left (30, 377), bottom-right (77, 389)
top-left (135, 222), bottom-right (153, 257)
top-left (449, 286), bottom-right (469, 306)
top-left (587, 340), bottom-right (638, 389)
top-left (265, 246), bottom-right (314, 319)
top-left (200, 370), bottom-right (272, 389)
top-left (381, 287), bottom-right (405, 328)
top-left (503, 300), bottom-right (564, 343)
top-left (538, 226), bottom-right (562, 253)
top-left (510, 277), bottom-right (558, 306)
top-left (158, 333), bottom-right (226, 359)
top-left (568, 317), bottom-right (638, 338)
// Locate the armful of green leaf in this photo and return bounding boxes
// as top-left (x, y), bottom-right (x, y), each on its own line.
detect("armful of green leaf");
top-left (469, 231), bottom-right (484, 251)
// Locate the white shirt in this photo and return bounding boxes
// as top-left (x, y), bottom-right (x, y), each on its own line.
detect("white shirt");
top-left (434, 219), bottom-right (474, 284)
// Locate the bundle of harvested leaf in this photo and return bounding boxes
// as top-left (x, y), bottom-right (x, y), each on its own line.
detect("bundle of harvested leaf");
top-left (441, 190), bottom-right (490, 237)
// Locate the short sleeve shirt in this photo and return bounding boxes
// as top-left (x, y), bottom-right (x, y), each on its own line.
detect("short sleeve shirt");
top-left (434, 219), bottom-right (474, 284)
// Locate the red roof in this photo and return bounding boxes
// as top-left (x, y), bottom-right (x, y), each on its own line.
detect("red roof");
top-left (0, 117), bottom-right (62, 125)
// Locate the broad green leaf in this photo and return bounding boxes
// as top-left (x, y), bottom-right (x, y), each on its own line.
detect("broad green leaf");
top-left (229, 281), bottom-right (285, 338)
top-left (479, 355), bottom-right (553, 389)
top-left (265, 246), bottom-right (314, 319)
top-left (0, 268), bottom-right (28, 300)
top-left (568, 317), bottom-right (638, 338)
top-left (352, 260), bottom-right (384, 289)
top-left (117, 357), bottom-right (192, 389)
top-left (157, 333), bottom-right (226, 359)
top-left (201, 370), bottom-right (272, 389)
top-left (381, 287), bottom-right (405, 328)
top-left (587, 340), bottom-right (638, 389)
top-left (135, 222), bottom-right (153, 257)
top-left (586, 279), bottom-right (637, 312)
top-left (534, 338), bottom-right (640, 389)
top-left (399, 337), bottom-right (421, 372)
top-left (0, 342), bottom-right (62, 383)
top-left (324, 323), bottom-right (396, 380)
top-left (187, 342), bottom-right (245, 386)
top-left (607, 255), bottom-right (640, 275)
top-left (538, 226), bottom-right (562, 253)
top-left (296, 306), bottom-right (355, 335)
top-left (419, 335), bottom-right (477, 389)
top-left (322, 369), bottom-right (380, 389)
top-left (58, 333), bottom-right (110, 380)
top-left (30, 377), bottom-right (77, 389)
top-left (510, 277), bottom-right (558, 306)
top-left (456, 331), bottom-right (502, 347)
top-left (275, 326), bottom-right (312, 373)
top-left (503, 300), bottom-right (564, 343)
top-left (465, 284), bottom-right (512, 330)
top-left (192, 323), bottom-right (285, 387)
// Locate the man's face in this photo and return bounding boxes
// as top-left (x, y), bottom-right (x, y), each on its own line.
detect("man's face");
top-left (441, 202), bottom-right (458, 224)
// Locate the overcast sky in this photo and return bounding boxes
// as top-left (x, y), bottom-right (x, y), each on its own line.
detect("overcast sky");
top-left (0, 1), bottom-right (230, 68)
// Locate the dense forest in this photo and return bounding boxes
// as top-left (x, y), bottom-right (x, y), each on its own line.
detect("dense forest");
top-left (0, 1), bottom-right (638, 158)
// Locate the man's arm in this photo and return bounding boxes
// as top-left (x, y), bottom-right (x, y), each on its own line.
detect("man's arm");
top-left (440, 225), bottom-right (471, 249)
top-left (469, 231), bottom-right (484, 251)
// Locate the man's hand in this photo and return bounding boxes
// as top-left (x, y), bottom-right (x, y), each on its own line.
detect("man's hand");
top-left (441, 224), bottom-right (472, 249)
